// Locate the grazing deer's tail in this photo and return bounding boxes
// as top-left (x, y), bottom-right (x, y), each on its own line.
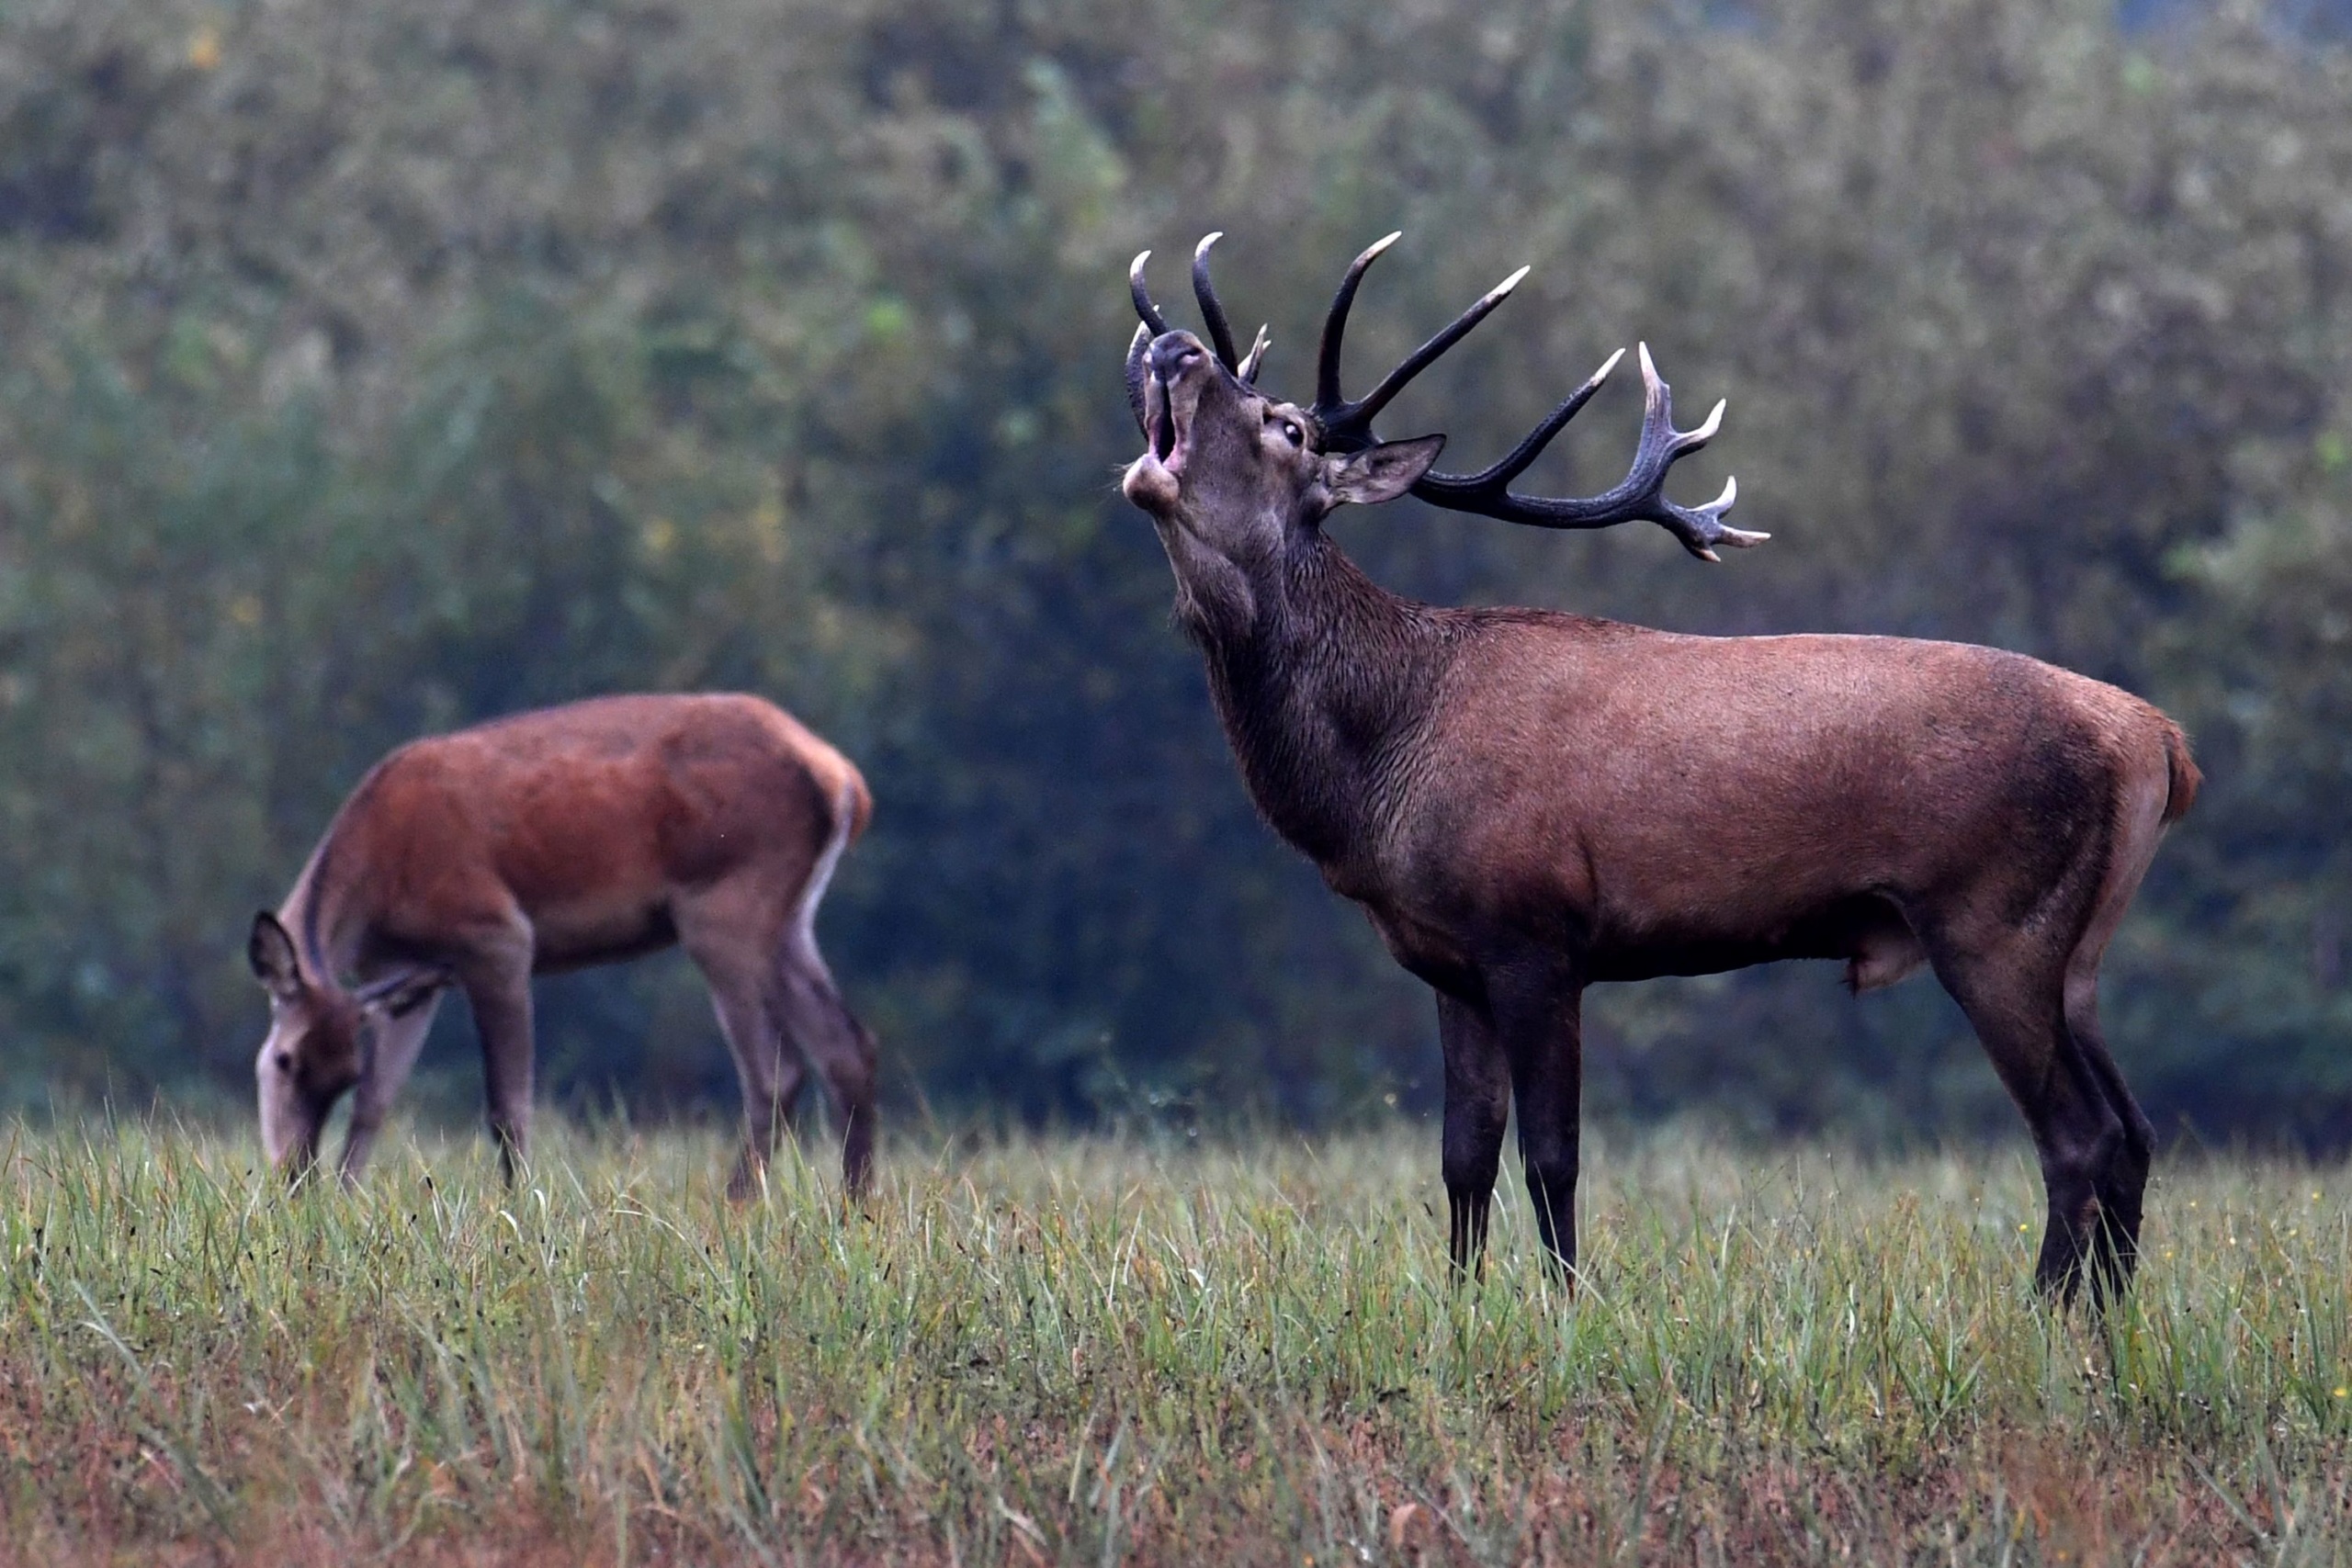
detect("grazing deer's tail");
top-left (794, 767), bottom-right (868, 953)
top-left (842, 765), bottom-right (874, 844)
top-left (2160, 720), bottom-right (2200, 826)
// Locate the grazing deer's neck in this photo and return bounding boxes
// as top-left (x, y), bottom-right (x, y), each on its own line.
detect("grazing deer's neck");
top-left (1182, 532), bottom-right (1447, 870)
top-left (280, 795), bottom-right (375, 990)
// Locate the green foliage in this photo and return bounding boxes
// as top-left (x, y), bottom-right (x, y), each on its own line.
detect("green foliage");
top-left (1, 1123), bottom-right (2349, 1561)
top-left (0, 0), bottom-right (2346, 1134)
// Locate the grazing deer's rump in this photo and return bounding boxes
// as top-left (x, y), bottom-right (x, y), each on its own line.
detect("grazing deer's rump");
top-left (247, 693), bottom-right (877, 1196)
top-left (1119, 233), bottom-right (2195, 1305)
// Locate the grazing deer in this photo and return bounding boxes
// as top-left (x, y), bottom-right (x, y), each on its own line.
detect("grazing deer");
top-left (246, 693), bottom-right (878, 1196)
top-left (1120, 234), bottom-right (2197, 1303)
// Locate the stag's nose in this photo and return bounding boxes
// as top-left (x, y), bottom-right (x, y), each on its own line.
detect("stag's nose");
top-left (1149, 332), bottom-right (1209, 384)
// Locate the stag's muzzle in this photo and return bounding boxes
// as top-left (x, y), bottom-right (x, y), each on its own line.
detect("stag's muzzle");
top-left (1123, 331), bottom-right (1212, 513)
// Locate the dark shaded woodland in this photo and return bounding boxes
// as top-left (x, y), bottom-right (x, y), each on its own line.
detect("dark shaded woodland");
top-left (0, 0), bottom-right (2347, 1142)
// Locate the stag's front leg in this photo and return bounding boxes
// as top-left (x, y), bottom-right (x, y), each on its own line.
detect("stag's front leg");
top-left (1503, 979), bottom-right (1585, 1286)
top-left (1437, 992), bottom-right (1510, 1279)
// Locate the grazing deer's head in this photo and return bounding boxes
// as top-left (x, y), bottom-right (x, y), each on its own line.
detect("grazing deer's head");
top-left (246, 911), bottom-right (439, 1179)
top-left (1120, 232), bottom-right (1765, 612)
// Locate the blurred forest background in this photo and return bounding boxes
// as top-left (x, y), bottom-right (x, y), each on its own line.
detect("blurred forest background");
top-left (1, 0), bottom-right (2349, 1144)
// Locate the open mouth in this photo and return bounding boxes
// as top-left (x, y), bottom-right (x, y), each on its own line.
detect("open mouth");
top-left (1146, 369), bottom-right (1190, 475)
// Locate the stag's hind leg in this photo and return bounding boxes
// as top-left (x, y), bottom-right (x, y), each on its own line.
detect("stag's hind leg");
top-left (1929, 934), bottom-right (2124, 1303)
top-left (2055, 755), bottom-right (2177, 1297)
top-left (2064, 993), bottom-right (2154, 1300)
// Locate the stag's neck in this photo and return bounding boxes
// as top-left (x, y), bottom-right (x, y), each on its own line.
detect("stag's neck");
top-left (1184, 533), bottom-right (1448, 873)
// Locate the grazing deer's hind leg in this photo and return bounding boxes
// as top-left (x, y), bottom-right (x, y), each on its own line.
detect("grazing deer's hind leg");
top-left (769, 775), bottom-right (876, 1199)
top-left (774, 932), bottom-right (876, 1198)
top-left (1438, 991), bottom-right (1511, 1279)
top-left (677, 888), bottom-right (800, 1201)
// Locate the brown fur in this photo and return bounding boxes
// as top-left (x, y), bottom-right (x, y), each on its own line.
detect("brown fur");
top-left (1123, 326), bottom-right (2192, 1304)
top-left (248, 693), bottom-right (876, 1195)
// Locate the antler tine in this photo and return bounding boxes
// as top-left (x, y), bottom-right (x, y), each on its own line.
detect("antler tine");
top-left (1349, 264), bottom-right (1530, 432)
top-left (1192, 233), bottom-right (1242, 372)
top-left (1237, 323), bottom-right (1272, 384)
top-left (1124, 321), bottom-right (1153, 434)
top-left (1314, 239), bottom-right (1527, 450)
top-left (1411, 341), bottom-right (1767, 560)
top-left (1462, 347), bottom-right (1623, 491)
top-left (1129, 251), bottom-right (1170, 335)
top-left (1314, 231), bottom-right (1401, 421)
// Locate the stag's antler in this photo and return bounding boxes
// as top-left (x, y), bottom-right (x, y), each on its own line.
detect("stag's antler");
top-left (1127, 240), bottom-right (1264, 431)
top-left (1135, 233), bottom-right (1757, 559)
top-left (1308, 235), bottom-right (1765, 562)
top-left (1308, 232), bottom-right (1527, 455)
top-left (1408, 345), bottom-right (1753, 560)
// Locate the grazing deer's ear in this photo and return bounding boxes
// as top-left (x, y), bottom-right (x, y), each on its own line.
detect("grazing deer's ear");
top-left (1321, 435), bottom-right (1445, 508)
top-left (356, 967), bottom-right (447, 1021)
top-left (248, 912), bottom-right (300, 997)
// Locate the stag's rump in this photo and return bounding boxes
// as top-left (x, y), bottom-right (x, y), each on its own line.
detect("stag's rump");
top-left (1410, 621), bottom-right (2189, 980)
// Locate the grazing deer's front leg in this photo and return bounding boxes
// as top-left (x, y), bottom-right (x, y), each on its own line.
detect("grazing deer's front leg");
top-left (1438, 992), bottom-right (1510, 1279)
top-left (460, 939), bottom-right (537, 1187)
top-left (341, 991), bottom-right (445, 1184)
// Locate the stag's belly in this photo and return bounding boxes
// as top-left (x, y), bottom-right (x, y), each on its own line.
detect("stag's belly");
top-left (1584, 892), bottom-right (1928, 989)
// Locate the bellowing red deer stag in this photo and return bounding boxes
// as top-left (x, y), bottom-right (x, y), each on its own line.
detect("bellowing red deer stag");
top-left (246, 693), bottom-right (877, 1196)
top-left (1120, 234), bottom-right (2197, 1303)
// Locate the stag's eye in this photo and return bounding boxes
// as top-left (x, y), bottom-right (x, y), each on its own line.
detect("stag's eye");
top-left (1280, 420), bottom-right (1304, 447)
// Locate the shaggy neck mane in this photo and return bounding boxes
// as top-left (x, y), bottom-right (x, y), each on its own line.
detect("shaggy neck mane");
top-left (1182, 529), bottom-right (1449, 869)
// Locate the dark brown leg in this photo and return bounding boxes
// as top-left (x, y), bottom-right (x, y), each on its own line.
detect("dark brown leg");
top-left (2067, 993), bottom-right (2155, 1303)
top-left (1934, 943), bottom-right (2122, 1304)
top-left (1506, 982), bottom-right (1585, 1286)
top-left (1437, 991), bottom-right (1510, 1280)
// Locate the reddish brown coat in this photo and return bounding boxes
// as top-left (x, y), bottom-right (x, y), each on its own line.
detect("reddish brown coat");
top-left (249, 693), bottom-right (876, 1193)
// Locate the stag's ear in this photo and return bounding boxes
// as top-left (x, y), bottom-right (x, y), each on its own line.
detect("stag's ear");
top-left (356, 967), bottom-right (447, 1021)
top-left (1321, 435), bottom-right (1445, 508)
top-left (248, 912), bottom-right (300, 998)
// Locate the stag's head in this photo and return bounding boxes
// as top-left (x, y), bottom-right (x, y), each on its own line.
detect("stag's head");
top-left (1119, 233), bottom-right (1765, 594)
top-left (247, 912), bottom-right (437, 1180)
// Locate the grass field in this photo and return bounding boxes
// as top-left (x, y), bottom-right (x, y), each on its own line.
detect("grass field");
top-left (0, 1121), bottom-right (2345, 1565)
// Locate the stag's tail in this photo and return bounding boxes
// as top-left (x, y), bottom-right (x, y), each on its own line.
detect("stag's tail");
top-left (2159, 720), bottom-right (2200, 826)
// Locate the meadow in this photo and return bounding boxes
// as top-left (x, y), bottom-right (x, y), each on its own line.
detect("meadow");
top-left (0, 1121), bottom-right (2345, 1566)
